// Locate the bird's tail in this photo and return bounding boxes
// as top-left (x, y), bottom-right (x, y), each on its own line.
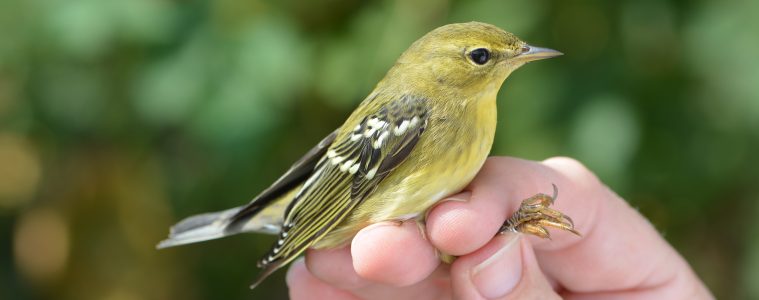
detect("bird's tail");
top-left (156, 204), bottom-right (284, 249)
top-left (156, 207), bottom-right (242, 249)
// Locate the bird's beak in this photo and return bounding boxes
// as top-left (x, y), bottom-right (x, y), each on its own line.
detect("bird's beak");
top-left (517, 45), bottom-right (563, 62)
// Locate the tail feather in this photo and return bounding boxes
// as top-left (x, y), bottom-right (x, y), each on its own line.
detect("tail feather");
top-left (156, 207), bottom-right (242, 249)
top-left (157, 202), bottom-right (287, 250)
top-left (249, 260), bottom-right (284, 289)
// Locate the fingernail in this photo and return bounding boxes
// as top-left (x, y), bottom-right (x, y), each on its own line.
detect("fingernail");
top-left (443, 191), bottom-right (471, 202)
top-left (471, 233), bottom-right (522, 299)
top-left (425, 191), bottom-right (471, 221)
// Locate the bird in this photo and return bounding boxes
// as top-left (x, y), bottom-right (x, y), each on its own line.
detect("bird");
top-left (157, 21), bottom-right (578, 289)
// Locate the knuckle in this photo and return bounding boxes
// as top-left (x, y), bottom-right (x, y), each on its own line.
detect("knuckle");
top-left (483, 156), bottom-right (519, 168)
top-left (542, 156), bottom-right (597, 183)
top-left (480, 156), bottom-right (528, 177)
top-left (304, 249), bottom-right (361, 289)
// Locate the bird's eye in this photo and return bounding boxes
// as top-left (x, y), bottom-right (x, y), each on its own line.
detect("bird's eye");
top-left (469, 48), bottom-right (490, 65)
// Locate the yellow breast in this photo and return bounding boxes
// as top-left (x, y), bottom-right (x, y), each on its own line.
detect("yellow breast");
top-left (314, 92), bottom-right (498, 249)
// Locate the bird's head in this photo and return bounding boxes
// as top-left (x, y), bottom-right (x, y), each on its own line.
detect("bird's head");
top-left (388, 22), bottom-right (561, 97)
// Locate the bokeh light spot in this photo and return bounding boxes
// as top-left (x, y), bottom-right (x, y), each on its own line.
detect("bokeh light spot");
top-left (569, 95), bottom-right (640, 187)
top-left (13, 208), bottom-right (70, 283)
top-left (0, 133), bottom-right (41, 208)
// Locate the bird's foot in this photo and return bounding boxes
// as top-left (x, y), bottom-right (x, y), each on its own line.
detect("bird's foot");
top-left (499, 184), bottom-right (580, 239)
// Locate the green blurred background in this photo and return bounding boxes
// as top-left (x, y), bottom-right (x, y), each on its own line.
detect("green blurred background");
top-left (2, 0), bottom-right (758, 299)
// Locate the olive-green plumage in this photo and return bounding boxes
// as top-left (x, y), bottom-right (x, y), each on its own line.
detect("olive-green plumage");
top-left (157, 21), bottom-right (563, 288)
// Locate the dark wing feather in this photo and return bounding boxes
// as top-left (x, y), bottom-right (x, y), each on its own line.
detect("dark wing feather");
top-left (249, 95), bottom-right (429, 288)
top-left (352, 97), bottom-right (428, 200)
top-left (226, 131), bottom-right (337, 232)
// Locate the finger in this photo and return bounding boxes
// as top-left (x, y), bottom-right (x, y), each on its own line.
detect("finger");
top-left (450, 233), bottom-right (561, 299)
top-left (537, 157), bottom-right (711, 296)
top-left (300, 248), bottom-right (452, 300)
top-left (302, 221), bottom-right (447, 300)
top-left (287, 258), bottom-right (361, 300)
top-left (351, 221), bottom-right (440, 286)
top-left (427, 157), bottom-right (557, 256)
top-left (305, 222), bottom-right (438, 288)
top-left (427, 156), bottom-right (710, 296)
top-left (305, 246), bottom-right (369, 290)
top-left (351, 265), bottom-right (452, 300)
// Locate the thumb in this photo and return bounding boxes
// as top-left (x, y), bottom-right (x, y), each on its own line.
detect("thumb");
top-left (451, 233), bottom-right (560, 300)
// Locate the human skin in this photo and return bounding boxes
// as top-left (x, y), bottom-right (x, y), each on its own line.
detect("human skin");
top-left (286, 157), bottom-right (714, 300)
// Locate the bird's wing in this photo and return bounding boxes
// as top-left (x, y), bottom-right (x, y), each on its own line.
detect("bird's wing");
top-left (226, 131), bottom-right (338, 232)
top-left (250, 95), bottom-right (429, 287)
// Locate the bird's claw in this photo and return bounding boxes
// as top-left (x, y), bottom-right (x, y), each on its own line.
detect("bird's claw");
top-left (499, 184), bottom-right (580, 239)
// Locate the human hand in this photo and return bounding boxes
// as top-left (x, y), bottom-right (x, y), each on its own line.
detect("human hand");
top-left (286, 157), bottom-right (713, 299)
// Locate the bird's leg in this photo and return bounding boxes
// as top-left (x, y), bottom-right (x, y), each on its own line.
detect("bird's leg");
top-left (499, 184), bottom-right (580, 239)
top-left (416, 219), bottom-right (456, 264)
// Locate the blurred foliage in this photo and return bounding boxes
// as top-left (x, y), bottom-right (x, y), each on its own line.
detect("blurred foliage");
top-left (1, 0), bottom-right (758, 299)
